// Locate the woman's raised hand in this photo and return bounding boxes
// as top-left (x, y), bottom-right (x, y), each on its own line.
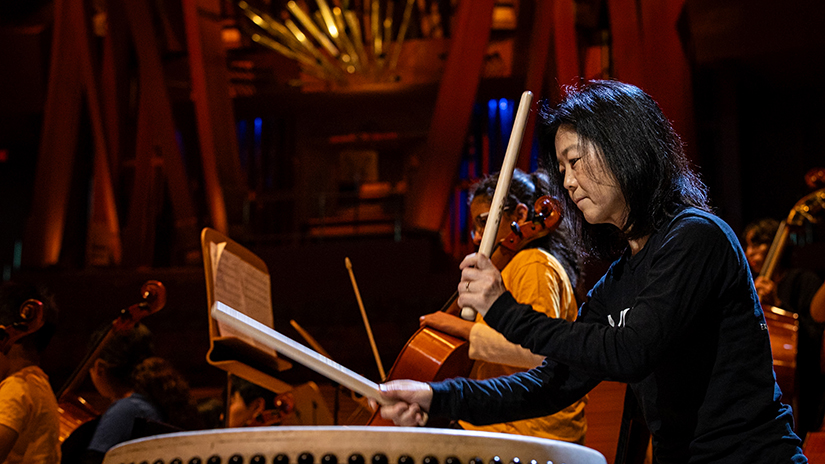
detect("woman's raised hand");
top-left (457, 253), bottom-right (507, 317)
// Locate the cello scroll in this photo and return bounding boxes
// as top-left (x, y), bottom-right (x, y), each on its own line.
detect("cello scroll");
top-left (112, 280), bottom-right (166, 332)
top-left (443, 195), bottom-right (563, 316)
top-left (494, 196), bottom-right (563, 263)
top-left (0, 299), bottom-right (45, 355)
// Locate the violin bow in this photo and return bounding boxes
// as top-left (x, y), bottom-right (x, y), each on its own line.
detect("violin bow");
top-left (346, 257), bottom-right (387, 382)
top-left (461, 90), bottom-right (534, 320)
top-left (290, 319), bottom-right (333, 359)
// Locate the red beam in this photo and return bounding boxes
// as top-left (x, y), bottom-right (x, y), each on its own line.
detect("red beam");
top-left (517, 0), bottom-right (555, 173)
top-left (405, 0), bottom-right (496, 232)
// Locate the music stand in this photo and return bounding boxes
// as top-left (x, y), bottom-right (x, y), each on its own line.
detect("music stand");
top-left (201, 227), bottom-right (292, 395)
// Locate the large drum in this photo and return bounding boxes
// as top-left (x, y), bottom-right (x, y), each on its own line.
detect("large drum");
top-left (101, 426), bottom-right (607, 464)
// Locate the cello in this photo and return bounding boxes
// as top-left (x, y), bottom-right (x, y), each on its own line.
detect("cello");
top-left (56, 280), bottom-right (166, 448)
top-left (367, 195), bottom-right (563, 425)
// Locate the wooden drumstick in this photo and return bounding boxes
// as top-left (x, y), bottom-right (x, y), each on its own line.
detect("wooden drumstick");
top-left (461, 91), bottom-right (534, 320)
top-left (212, 302), bottom-right (391, 405)
top-left (346, 257), bottom-right (387, 382)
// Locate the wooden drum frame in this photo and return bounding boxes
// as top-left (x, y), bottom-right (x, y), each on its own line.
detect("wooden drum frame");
top-left (102, 426), bottom-right (607, 464)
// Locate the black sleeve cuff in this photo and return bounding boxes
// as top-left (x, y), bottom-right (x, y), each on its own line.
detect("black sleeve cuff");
top-left (427, 381), bottom-right (453, 418)
top-left (483, 291), bottom-right (518, 331)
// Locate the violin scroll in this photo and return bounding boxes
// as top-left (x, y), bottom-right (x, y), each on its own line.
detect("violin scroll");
top-left (534, 196), bottom-right (563, 227)
top-left (499, 195), bottom-right (563, 253)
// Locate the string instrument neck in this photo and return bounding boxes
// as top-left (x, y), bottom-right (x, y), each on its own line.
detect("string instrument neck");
top-left (759, 187), bottom-right (825, 281)
top-left (56, 280), bottom-right (166, 442)
top-left (443, 196), bottom-right (562, 317)
top-left (759, 221), bottom-right (789, 281)
top-left (56, 281), bottom-right (165, 401)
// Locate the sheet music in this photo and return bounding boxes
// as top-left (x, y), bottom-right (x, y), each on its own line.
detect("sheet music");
top-left (210, 242), bottom-right (274, 351)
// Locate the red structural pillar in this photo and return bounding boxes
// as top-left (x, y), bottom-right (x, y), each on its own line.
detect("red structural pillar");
top-left (516, 0), bottom-right (555, 173)
top-left (607, 0), bottom-right (697, 163)
top-left (405, 0), bottom-right (496, 233)
top-left (552, 0), bottom-right (581, 92)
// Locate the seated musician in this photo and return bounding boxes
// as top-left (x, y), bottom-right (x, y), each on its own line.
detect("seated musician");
top-left (744, 217), bottom-right (825, 437)
top-left (196, 396), bottom-right (225, 430)
top-left (79, 324), bottom-right (202, 464)
top-left (373, 80), bottom-right (806, 463)
top-left (227, 375), bottom-right (289, 427)
top-left (419, 169), bottom-right (586, 444)
top-left (0, 281), bottom-right (60, 464)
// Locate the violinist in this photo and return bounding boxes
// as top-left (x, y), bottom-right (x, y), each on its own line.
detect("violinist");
top-left (419, 168), bottom-right (586, 443)
top-left (78, 323), bottom-right (201, 464)
top-left (227, 375), bottom-right (285, 427)
top-left (372, 80), bottom-right (806, 463)
top-left (744, 217), bottom-right (825, 437)
top-left (0, 281), bottom-right (60, 464)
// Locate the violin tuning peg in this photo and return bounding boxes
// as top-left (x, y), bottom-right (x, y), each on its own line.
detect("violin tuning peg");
top-left (509, 221), bottom-right (523, 238)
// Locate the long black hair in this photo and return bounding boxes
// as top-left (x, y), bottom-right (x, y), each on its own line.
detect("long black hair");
top-left (538, 80), bottom-right (710, 258)
top-left (469, 168), bottom-right (581, 292)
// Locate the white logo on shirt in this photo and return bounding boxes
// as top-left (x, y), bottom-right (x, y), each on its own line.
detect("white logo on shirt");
top-left (608, 308), bottom-right (631, 327)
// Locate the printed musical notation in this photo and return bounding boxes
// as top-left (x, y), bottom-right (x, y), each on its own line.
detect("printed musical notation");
top-left (211, 242), bottom-right (274, 351)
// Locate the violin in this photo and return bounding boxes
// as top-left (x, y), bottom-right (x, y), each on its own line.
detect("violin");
top-left (0, 299), bottom-right (45, 355)
top-left (367, 195), bottom-right (563, 426)
top-left (242, 392), bottom-right (296, 427)
top-left (444, 196), bottom-right (563, 316)
top-left (57, 280), bottom-right (166, 444)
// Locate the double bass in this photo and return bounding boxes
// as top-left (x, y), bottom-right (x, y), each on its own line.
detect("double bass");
top-left (758, 171), bottom-right (825, 408)
top-left (367, 195), bottom-right (563, 425)
top-left (57, 280), bottom-right (166, 449)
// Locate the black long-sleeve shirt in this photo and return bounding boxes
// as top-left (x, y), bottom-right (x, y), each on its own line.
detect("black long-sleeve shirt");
top-left (429, 208), bottom-right (806, 463)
